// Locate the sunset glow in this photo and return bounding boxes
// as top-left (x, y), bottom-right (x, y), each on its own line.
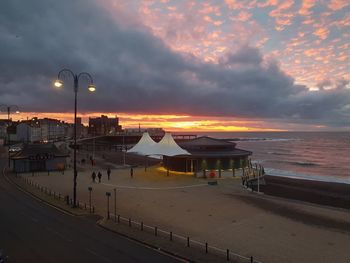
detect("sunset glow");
top-left (2, 111), bottom-right (293, 132)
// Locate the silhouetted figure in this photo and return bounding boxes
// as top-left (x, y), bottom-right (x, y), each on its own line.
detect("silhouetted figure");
top-left (98, 171), bottom-right (102, 183)
top-left (107, 167), bottom-right (111, 180)
top-left (92, 171), bottom-right (96, 183)
top-left (130, 167), bottom-right (133, 178)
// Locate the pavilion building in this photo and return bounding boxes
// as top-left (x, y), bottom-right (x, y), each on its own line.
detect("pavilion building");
top-left (163, 136), bottom-right (252, 177)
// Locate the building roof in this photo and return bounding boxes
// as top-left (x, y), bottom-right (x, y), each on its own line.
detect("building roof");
top-left (179, 136), bottom-right (236, 148)
top-left (11, 143), bottom-right (68, 160)
top-left (176, 136), bottom-right (251, 158)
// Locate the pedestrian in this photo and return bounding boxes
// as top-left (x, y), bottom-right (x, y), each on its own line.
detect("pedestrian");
top-left (98, 171), bottom-right (102, 183)
top-left (92, 171), bottom-right (96, 183)
top-left (107, 167), bottom-right (111, 180)
top-left (130, 167), bottom-right (133, 178)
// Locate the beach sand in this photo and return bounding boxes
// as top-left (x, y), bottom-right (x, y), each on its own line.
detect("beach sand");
top-left (26, 154), bottom-right (350, 263)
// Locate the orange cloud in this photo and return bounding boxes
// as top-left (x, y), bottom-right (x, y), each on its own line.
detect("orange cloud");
top-left (299, 0), bottom-right (316, 15)
top-left (224, 0), bottom-right (245, 10)
top-left (328, 0), bottom-right (349, 11)
top-left (313, 27), bottom-right (329, 40)
top-left (258, 0), bottom-right (279, 8)
top-left (236, 11), bottom-right (252, 22)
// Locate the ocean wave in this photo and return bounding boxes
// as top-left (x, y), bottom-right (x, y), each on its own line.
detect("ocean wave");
top-left (228, 138), bottom-right (298, 142)
top-left (274, 160), bottom-right (319, 167)
top-left (267, 151), bottom-right (298, 157)
top-left (265, 168), bottom-right (350, 185)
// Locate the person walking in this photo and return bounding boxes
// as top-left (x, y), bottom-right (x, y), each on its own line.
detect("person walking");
top-left (92, 171), bottom-right (96, 183)
top-left (107, 167), bottom-right (111, 180)
top-left (97, 171), bottom-right (102, 183)
top-left (130, 167), bottom-right (133, 178)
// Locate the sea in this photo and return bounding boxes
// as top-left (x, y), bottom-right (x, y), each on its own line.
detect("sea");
top-left (183, 132), bottom-right (350, 184)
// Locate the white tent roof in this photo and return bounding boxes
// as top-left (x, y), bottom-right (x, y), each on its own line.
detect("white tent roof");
top-left (128, 132), bottom-right (190, 157)
top-left (127, 132), bottom-right (158, 155)
top-left (156, 133), bottom-right (190, 156)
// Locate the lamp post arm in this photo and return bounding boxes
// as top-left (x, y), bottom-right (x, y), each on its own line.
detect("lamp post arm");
top-left (77, 72), bottom-right (94, 84)
top-left (57, 68), bottom-right (76, 80)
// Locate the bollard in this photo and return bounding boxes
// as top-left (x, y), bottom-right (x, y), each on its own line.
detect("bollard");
top-left (113, 188), bottom-right (117, 223)
top-left (170, 231), bottom-right (173, 241)
top-left (227, 249), bottom-right (229, 261)
top-left (187, 237), bottom-right (190, 247)
top-left (88, 187), bottom-right (92, 213)
top-left (251, 256), bottom-right (253, 263)
top-left (205, 242), bottom-right (208, 253)
top-left (92, 206), bottom-right (95, 213)
top-left (84, 203), bottom-right (86, 209)
top-left (106, 192), bottom-right (111, 219)
top-left (155, 227), bottom-right (158, 236)
top-left (129, 218), bottom-right (131, 227)
top-left (66, 195), bottom-right (69, 205)
top-left (118, 215), bottom-right (120, 223)
top-left (141, 222), bottom-right (143, 231)
top-left (58, 193), bottom-right (61, 199)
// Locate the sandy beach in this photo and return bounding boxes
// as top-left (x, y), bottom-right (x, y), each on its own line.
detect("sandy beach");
top-left (23, 150), bottom-right (350, 263)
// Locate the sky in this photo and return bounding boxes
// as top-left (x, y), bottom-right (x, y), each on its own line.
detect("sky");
top-left (1, 0), bottom-right (349, 131)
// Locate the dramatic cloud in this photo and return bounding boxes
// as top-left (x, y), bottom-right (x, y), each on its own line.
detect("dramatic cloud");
top-left (0, 0), bottom-right (350, 129)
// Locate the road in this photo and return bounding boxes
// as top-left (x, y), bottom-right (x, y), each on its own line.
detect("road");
top-left (0, 160), bottom-right (181, 263)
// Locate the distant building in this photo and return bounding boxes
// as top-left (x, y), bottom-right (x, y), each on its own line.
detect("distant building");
top-left (15, 117), bottom-right (67, 143)
top-left (88, 115), bottom-right (122, 135)
top-left (16, 122), bottom-right (41, 143)
top-left (124, 128), bottom-right (165, 136)
top-left (11, 143), bottom-right (68, 173)
top-left (0, 119), bottom-right (8, 140)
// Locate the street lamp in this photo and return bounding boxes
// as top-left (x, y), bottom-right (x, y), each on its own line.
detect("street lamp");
top-left (54, 68), bottom-right (96, 207)
top-left (0, 104), bottom-right (20, 167)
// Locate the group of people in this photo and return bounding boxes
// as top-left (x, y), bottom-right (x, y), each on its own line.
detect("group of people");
top-left (91, 167), bottom-right (111, 183)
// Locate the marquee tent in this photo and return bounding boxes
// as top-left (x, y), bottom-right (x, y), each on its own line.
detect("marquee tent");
top-left (128, 132), bottom-right (190, 157)
top-left (156, 133), bottom-right (190, 156)
top-left (127, 132), bottom-right (159, 156)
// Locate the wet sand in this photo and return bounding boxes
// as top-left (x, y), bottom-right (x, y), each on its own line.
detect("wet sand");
top-left (261, 175), bottom-right (350, 210)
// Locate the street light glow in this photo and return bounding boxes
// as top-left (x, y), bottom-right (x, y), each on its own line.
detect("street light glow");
top-left (15, 110), bottom-right (20, 114)
top-left (88, 84), bottom-right (96, 92)
top-left (54, 79), bottom-right (63, 88)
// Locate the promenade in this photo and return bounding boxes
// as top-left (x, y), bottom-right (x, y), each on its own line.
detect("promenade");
top-left (25, 154), bottom-right (350, 263)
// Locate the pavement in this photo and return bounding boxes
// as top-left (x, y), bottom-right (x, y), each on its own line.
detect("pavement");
top-left (0, 158), bottom-right (182, 263)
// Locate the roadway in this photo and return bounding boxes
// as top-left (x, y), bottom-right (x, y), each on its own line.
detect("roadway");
top-left (0, 159), bottom-right (181, 263)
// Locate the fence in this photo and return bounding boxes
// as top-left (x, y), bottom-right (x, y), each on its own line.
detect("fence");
top-left (106, 213), bottom-right (262, 263)
top-left (22, 177), bottom-right (95, 213)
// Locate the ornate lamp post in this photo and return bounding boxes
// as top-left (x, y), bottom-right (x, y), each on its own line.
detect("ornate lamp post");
top-left (54, 69), bottom-right (96, 207)
top-left (0, 104), bottom-right (20, 167)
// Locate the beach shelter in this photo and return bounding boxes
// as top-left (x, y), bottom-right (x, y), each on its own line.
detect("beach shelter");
top-left (156, 133), bottom-right (190, 156)
top-left (127, 132), bottom-right (158, 156)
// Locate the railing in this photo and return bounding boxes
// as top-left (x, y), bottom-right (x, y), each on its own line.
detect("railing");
top-left (22, 177), bottom-right (95, 213)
